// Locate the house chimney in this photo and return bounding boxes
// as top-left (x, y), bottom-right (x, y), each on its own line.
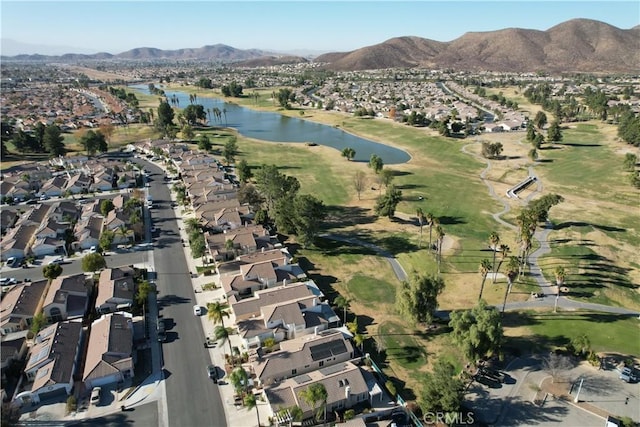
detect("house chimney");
top-left (345, 385), bottom-right (351, 400)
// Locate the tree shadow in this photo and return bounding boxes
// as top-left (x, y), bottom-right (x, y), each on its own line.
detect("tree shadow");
top-left (560, 143), bottom-right (602, 147)
top-left (324, 205), bottom-right (377, 229)
top-left (554, 221), bottom-right (626, 233)
top-left (156, 294), bottom-right (193, 310)
top-left (437, 215), bottom-right (466, 225)
top-left (395, 183), bottom-right (426, 190)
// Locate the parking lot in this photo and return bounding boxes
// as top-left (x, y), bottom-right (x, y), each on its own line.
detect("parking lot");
top-left (465, 355), bottom-right (639, 426)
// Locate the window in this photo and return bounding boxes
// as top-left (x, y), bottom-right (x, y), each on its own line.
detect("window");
top-left (292, 369), bottom-right (297, 375)
top-left (319, 361), bottom-right (324, 367)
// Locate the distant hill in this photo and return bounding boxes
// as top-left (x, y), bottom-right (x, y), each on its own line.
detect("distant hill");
top-left (1, 43), bottom-right (275, 63)
top-left (2, 19), bottom-right (637, 73)
top-left (315, 19), bottom-right (640, 73)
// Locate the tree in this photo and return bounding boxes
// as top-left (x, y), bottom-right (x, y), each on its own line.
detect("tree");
top-left (449, 299), bottom-right (503, 362)
top-left (396, 272), bottom-right (445, 325)
top-left (207, 301), bottom-right (230, 328)
top-left (80, 130), bottom-right (108, 156)
top-left (236, 159), bottom-right (252, 183)
top-left (214, 325), bottom-right (235, 358)
top-left (570, 333), bottom-right (591, 357)
top-left (501, 256), bottom-right (520, 313)
top-left (488, 231), bottom-right (500, 281)
top-left (243, 393), bottom-right (261, 427)
top-left (374, 185), bottom-right (402, 218)
top-left (547, 120), bottom-right (563, 142)
top-left (379, 168), bottom-right (395, 188)
top-left (341, 147), bottom-right (356, 161)
top-left (30, 311), bottom-right (46, 335)
top-left (416, 208), bottom-right (426, 247)
top-left (290, 194), bottom-right (326, 247)
top-left (353, 333), bottom-right (366, 352)
top-left (254, 164), bottom-right (300, 212)
top-left (623, 153), bottom-right (637, 172)
top-left (44, 124), bottom-right (65, 156)
top-left (554, 266), bottom-right (566, 287)
top-left (42, 263), bottom-right (63, 281)
top-left (99, 230), bottom-right (115, 252)
top-left (494, 244), bottom-right (510, 283)
top-left (82, 253), bottom-right (106, 274)
top-left (418, 357), bottom-right (464, 414)
top-left (334, 295), bottom-right (350, 324)
top-left (534, 111), bottom-right (547, 129)
top-left (368, 154), bottom-right (384, 174)
top-left (136, 280), bottom-right (152, 313)
top-left (298, 383), bottom-right (327, 423)
top-left (183, 104), bottom-right (206, 125)
top-left (181, 124), bottom-right (194, 141)
top-left (229, 366), bottom-right (250, 395)
top-left (528, 148), bottom-right (539, 162)
top-left (353, 170), bottom-right (366, 200)
top-left (477, 259), bottom-right (492, 301)
top-left (223, 138), bottom-right (238, 165)
top-left (276, 88), bottom-right (294, 109)
top-left (1, 402), bottom-right (21, 427)
top-left (426, 213), bottom-right (436, 252)
top-left (100, 199), bottom-right (114, 217)
top-left (237, 183), bottom-right (264, 209)
top-left (542, 352), bottom-right (574, 383)
top-left (197, 134), bottom-right (212, 151)
top-left (435, 224), bottom-right (445, 273)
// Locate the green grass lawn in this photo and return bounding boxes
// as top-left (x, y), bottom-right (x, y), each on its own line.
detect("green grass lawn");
top-left (378, 321), bottom-right (428, 371)
top-left (346, 274), bottom-right (396, 305)
top-left (504, 310), bottom-right (640, 356)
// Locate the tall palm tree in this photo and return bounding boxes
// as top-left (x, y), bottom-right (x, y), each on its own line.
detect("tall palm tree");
top-left (478, 259), bottom-right (492, 301)
top-left (426, 213), bottom-right (435, 252)
top-left (416, 208), bottom-right (425, 248)
top-left (243, 393), bottom-right (261, 427)
top-left (229, 366), bottom-right (249, 395)
top-left (502, 256), bottom-right (520, 313)
top-left (214, 325), bottom-right (235, 361)
top-left (519, 230), bottom-right (532, 277)
top-left (489, 231), bottom-right (501, 282)
top-left (207, 301), bottom-right (230, 328)
top-left (554, 266), bottom-right (566, 287)
top-left (354, 333), bottom-right (366, 353)
top-left (494, 244), bottom-right (510, 283)
top-left (334, 295), bottom-right (350, 325)
top-left (435, 224), bottom-right (445, 274)
top-left (298, 383), bottom-right (327, 424)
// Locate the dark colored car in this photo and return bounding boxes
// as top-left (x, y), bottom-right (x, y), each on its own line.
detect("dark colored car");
top-left (207, 364), bottom-right (218, 383)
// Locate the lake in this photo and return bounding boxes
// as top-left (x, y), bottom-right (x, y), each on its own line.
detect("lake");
top-left (130, 85), bottom-right (410, 164)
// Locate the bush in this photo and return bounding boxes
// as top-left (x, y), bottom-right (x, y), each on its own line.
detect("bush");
top-left (587, 351), bottom-right (600, 367)
top-left (385, 380), bottom-right (397, 397)
top-left (344, 409), bottom-right (355, 421)
top-left (66, 395), bottom-right (77, 414)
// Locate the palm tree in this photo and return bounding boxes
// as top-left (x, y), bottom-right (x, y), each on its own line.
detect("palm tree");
top-left (494, 244), bottom-right (510, 283)
top-left (214, 325), bottom-right (235, 361)
top-left (478, 259), bottom-right (492, 301)
top-left (243, 393), bottom-right (261, 427)
top-left (229, 366), bottom-right (249, 395)
top-left (416, 208), bottom-right (425, 247)
top-left (207, 301), bottom-right (230, 328)
top-left (489, 231), bottom-right (500, 282)
top-left (502, 256), bottom-right (520, 313)
top-left (554, 266), bottom-right (566, 287)
top-left (298, 383), bottom-right (327, 423)
top-left (426, 213), bottom-right (435, 252)
top-left (334, 295), bottom-right (350, 325)
top-left (435, 224), bottom-right (445, 274)
top-left (354, 333), bottom-right (366, 353)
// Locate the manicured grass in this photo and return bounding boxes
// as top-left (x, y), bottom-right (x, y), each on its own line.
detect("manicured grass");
top-left (378, 321), bottom-right (428, 371)
top-left (539, 242), bottom-right (640, 310)
top-left (504, 310), bottom-right (640, 356)
top-left (346, 274), bottom-right (396, 305)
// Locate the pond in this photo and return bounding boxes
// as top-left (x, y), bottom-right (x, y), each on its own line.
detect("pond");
top-left (131, 85), bottom-right (410, 165)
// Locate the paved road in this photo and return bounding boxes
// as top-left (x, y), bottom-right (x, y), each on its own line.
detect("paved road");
top-left (140, 160), bottom-right (226, 427)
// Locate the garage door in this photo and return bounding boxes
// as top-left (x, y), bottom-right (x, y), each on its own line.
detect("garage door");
top-left (38, 387), bottom-right (68, 402)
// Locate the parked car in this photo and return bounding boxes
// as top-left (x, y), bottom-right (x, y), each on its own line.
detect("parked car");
top-left (90, 387), bottom-right (102, 405)
top-left (0, 277), bottom-right (17, 285)
top-left (89, 246), bottom-right (98, 254)
top-left (620, 367), bottom-right (637, 383)
top-left (6, 257), bottom-right (20, 268)
top-left (481, 367), bottom-right (506, 383)
top-left (204, 337), bottom-right (217, 348)
top-left (207, 364), bottom-right (218, 383)
top-left (48, 256), bottom-right (65, 265)
top-left (157, 320), bottom-right (166, 342)
top-left (193, 305), bottom-right (202, 316)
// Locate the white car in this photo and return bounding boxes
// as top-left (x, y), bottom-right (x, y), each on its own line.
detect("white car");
top-left (88, 246), bottom-right (98, 253)
top-left (0, 277), bottom-right (17, 285)
top-left (193, 305), bottom-right (202, 316)
top-left (48, 256), bottom-right (65, 265)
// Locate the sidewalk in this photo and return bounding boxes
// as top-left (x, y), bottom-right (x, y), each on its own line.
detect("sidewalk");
top-left (171, 193), bottom-right (268, 427)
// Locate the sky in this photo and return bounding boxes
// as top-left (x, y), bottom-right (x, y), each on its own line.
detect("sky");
top-left (1, 1), bottom-right (639, 56)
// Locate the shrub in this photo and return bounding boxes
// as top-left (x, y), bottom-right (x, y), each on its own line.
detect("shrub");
top-left (66, 395), bottom-right (77, 414)
top-left (385, 380), bottom-right (397, 397)
top-left (344, 409), bottom-right (355, 420)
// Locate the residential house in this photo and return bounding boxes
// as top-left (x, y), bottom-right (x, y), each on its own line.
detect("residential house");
top-left (83, 312), bottom-right (134, 390)
top-left (38, 175), bottom-right (67, 198)
top-left (48, 201), bottom-right (79, 223)
top-left (16, 320), bottom-right (83, 404)
top-left (0, 208), bottom-right (19, 234)
top-left (252, 329), bottom-right (356, 387)
top-left (205, 225), bottom-right (273, 262)
top-left (64, 173), bottom-right (92, 194)
top-left (0, 331), bottom-right (28, 372)
top-left (0, 223), bottom-right (37, 261)
top-left (95, 267), bottom-right (137, 314)
top-left (92, 171), bottom-right (114, 192)
top-left (73, 215), bottom-right (103, 251)
top-left (31, 236), bottom-right (67, 258)
top-left (42, 273), bottom-right (89, 322)
top-left (220, 258), bottom-right (305, 299)
top-left (237, 294), bottom-right (339, 349)
top-left (266, 361), bottom-right (379, 422)
top-left (0, 280), bottom-right (48, 336)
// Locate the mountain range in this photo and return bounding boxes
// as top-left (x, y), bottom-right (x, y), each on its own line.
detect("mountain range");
top-left (2, 19), bottom-right (638, 73)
